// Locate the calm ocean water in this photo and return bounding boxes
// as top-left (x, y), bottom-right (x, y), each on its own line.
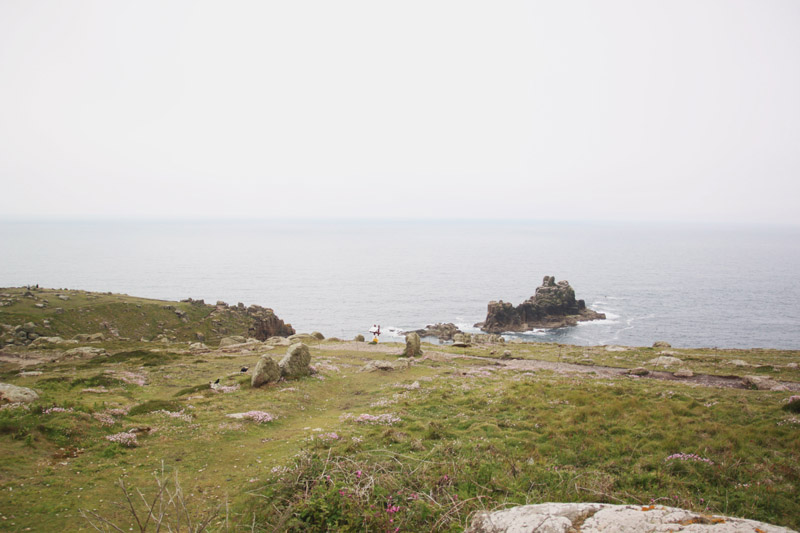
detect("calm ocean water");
top-left (1, 220), bottom-right (799, 349)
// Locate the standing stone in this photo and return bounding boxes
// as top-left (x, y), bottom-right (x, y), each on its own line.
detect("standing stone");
top-left (403, 333), bottom-right (422, 357)
top-left (252, 355), bottom-right (281, 387)
top-left (279, 343), bottom-right (312, 378)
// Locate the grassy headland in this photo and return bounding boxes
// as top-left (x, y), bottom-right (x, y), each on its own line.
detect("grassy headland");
top-left (0, 287), bottom-right (798, 531)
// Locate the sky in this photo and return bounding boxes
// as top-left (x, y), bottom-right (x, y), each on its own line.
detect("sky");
top-left (1, 1), bottom-right (799, 224)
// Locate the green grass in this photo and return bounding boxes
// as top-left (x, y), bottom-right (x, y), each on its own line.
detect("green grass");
top-left (0, 317), bottom-right (798, 530)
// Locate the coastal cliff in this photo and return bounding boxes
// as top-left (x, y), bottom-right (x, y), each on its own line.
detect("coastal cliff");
top-left (476, 276), bottom-right (605, 333)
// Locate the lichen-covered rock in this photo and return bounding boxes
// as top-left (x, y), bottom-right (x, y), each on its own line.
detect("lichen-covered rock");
top-left (30, 336), bottom-right (65, 346)
top-left (452, 333), bottom-right (472, 347)
top-left (477, 276), bottom-right (605, 333)
top-left (279, 343), bottom-right (311, 379)
top-left (0, 383), bottom-right (39, 405)
top-left (647, 356), bottom-right (682, 366)
top-left (674, 368), bottom-right (694, 378)
top-left (742, 375), bottom-right (787, 391)
top-left (360, 360), bottom-right (396, 372)
top-left (219, 336), bottom-right (247, 347)
top-left (465, 502), bottom-right (795, 533)
top-left (288, 333), bottom-right (314, 343)
top-left (64, 347), bottom-right (108, 358)
top-left (252, 355), bottom-right (281, 387)
top-left (265, 336), bottom-right (292, 346)
top-left (189, 342), bottom-right (209, 351)
top-left (403, 332), bottom-right (422, 357)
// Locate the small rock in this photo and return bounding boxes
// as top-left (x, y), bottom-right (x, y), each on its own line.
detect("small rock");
top-left (605, 345), bottom-right (628, 352)
top-left (311, 331), bottom-right (325, 340)
top-left (673, 368), bottom-right (694, 378)
top-left (729, 359), bottom-right (750, 367)
top-left (195, 332), bottom-right (206, 342)
top-left (64, 347), bottom-right (108, 358)
top-left (628, 367), bottom-right (649, 376)
top-left (742, 375), bottom-right (787, 391)
top-left (360, 360), bottom-right (396, 372)
top-left (189, 342), bottom-right (209, 351)
top-left (652, 341), bottom-right (671, 348)
top-left (501, 350), bottom-right (512, 359)
top-left (219, 336), bottom-right (247, 347)
top-left (647, 356), bottom-right (683, 366)
top-left (264, 336), bottom-right (291, 347)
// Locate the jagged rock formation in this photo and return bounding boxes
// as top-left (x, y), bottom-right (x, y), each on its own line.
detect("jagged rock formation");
top-left (465, 502), bottom-right (795, 533)
top-left (407, 323), bottom-right (463, 341)
top-left (476, 276), bottom-right (605, 333)
top-left (247, 305), bottom-right (295, 340)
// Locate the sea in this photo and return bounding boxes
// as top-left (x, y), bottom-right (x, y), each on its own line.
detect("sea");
top-left (1, 219), bottom-right (799, 350)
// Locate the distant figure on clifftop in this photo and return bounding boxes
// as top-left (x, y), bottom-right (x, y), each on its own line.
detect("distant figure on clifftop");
top-left (369, 324), bottom-right (381, 343)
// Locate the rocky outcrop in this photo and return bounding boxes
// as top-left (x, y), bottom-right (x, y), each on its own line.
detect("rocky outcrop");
top-left (252, 355), bottom-right (281, 387)
top-left (465, 502), bottom-right (795, 533)
top-left (476, 276), bottom-right (605, 333)
top-left (407, 323), bottom-right (463, 341)
top-left (247, 305), bottom-right (295, 340)
top-left (403, 332), bottom-right (422, 357)
top-left (279, 343), bottom-right (311, 378)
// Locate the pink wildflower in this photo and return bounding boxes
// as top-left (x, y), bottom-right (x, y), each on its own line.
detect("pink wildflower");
top-left (665, 453), bottom-right (714, 465)
top-left (241, 411), bottom-right (276, 423)
top-left (105, 431), bottom-right (138, 447)
top-left (44, 407), bottom-right (73, 415)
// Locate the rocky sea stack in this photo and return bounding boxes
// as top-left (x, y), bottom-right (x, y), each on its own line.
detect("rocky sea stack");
top-left (476, 275), bottom-right (605, 333)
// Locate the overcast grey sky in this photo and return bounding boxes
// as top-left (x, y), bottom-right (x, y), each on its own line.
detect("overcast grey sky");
top-left (1, 1), bottom-right (799, 224)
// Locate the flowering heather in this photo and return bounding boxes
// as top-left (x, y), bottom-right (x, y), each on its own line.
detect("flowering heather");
top-left (342, 413), bottom-right (401, 425)
top-left (93, 412), bottom-right (116, 426)
top-left (44, 407), bottom-right (73, 415)
top-left (81, 387), bottom-right (109, 393)
top-left (316, 432), bottom-right (340, 441)
top-left (105, 407), bottom-right (129, 416)
top-left (665, 453), bottom-right (714, 465)
top-left (241, 411), bottom-right (276, 423)
top-left (105, 431), bottom-right (138, 447)
top-left (787, 395), bottom-right (800, 403)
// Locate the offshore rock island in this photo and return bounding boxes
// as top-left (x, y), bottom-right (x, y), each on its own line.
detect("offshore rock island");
top-left (477, 275), bottom-right (606, 333)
